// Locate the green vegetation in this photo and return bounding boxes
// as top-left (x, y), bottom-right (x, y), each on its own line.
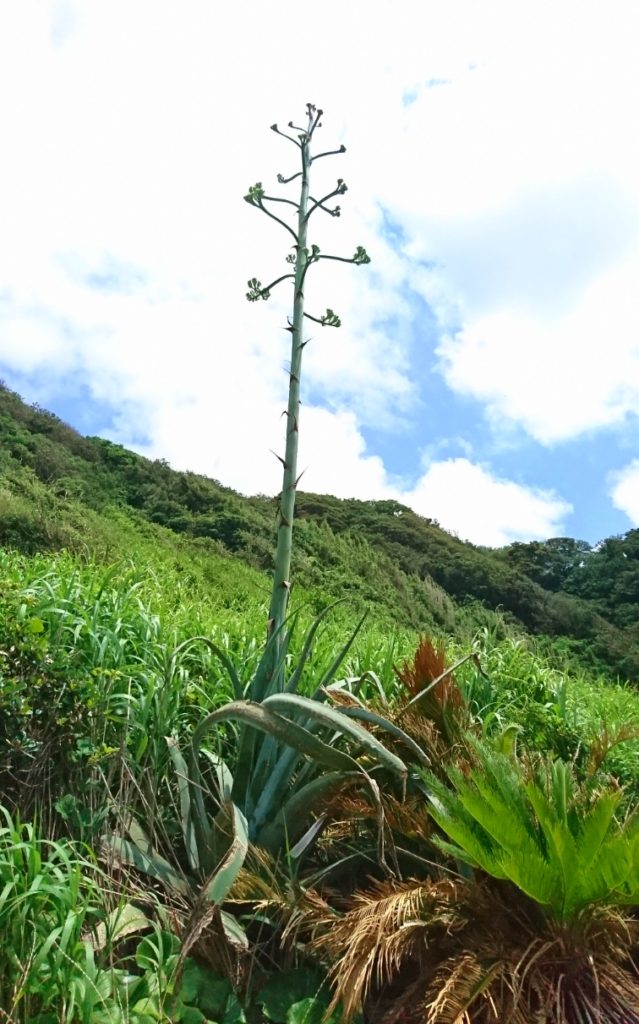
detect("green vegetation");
top-left (2, 377), bottom-right (638, 679)
top-left (3, 106), bottom-right (639, 1021)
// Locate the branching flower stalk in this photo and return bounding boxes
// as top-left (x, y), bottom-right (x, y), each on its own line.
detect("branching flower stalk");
top-left (245, 103), bottom-right (370, 643)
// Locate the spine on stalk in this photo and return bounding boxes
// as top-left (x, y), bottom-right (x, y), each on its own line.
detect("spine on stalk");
top-left (245, 103), bottom-right (370, 642)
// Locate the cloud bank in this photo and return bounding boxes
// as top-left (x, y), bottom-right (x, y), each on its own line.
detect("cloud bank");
top-left (0, 0), bottom-right (637, 544)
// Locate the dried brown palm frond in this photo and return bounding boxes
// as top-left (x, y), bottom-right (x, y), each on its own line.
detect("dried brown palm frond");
top-left (179, 901), bottom-right (240, 982)
top-left (399, 707), bottom-right (442, 743)
top-left (396, 637), bottom-right (450, 694)
top-left (225, 844), bottom-right (336, 966)
top-left (399, 708), bottom-right (471, 769)
top-left (228, 845), bottom-right (286, 905)
top-left (312, 876), bottom-right (465, 1022)
top-left (586, 720), bottom-right (639, 775)
top-left (419, 880), bottom-right (639, 1023)
top-left (324, 686), bottom-right (364, 709)
top-left (423, 953), bottom-right (502, 1024)
top-left (315, 872), bottom-right (639, 1024)
top-left (280, 885), bottom-right (338, 952)
top-left (395, 638), bottom-right (469, 745)
top-left (395, 638), bottom-right (464, 709)
top-left (319, 789), bottom-right (433, 843)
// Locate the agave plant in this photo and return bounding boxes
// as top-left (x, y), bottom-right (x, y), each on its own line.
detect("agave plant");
top-left (104, 105), bottom-right (422, 968)
top-left (105, 609), bottom-right (425, 937)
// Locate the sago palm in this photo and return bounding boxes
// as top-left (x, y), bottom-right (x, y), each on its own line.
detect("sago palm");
top-left (426, 738), bottom-right (639, 923)
top-left (309, 743), bottom-right (639, 1023)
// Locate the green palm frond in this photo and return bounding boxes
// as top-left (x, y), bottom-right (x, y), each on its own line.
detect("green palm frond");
top-left (426, 738), bottom-right (639, 922)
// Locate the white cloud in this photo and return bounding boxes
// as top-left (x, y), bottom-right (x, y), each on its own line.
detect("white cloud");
top-left (436, 251), bottom-right (639, 443)
top-left (404, 458), bottom-right (571, 547)
top-left (378, 6), bottom-right (639, 448)
top-left (1, 0), bottom-right (637, 543)
top-left (610, 461), bottom-right (639, 526)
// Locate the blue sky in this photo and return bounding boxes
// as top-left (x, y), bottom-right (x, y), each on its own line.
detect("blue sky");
top-left (1, 0), bottom-right (639, 547)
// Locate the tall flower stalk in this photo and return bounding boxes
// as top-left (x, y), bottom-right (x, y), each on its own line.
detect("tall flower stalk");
top-left (245, 103), bottom-right (370, 640)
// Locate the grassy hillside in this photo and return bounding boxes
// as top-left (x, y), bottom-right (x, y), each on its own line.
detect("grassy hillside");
top-left (5, 382), bottom-right (639, 1020)
top-left (1, 380), bottom-right (638, 679)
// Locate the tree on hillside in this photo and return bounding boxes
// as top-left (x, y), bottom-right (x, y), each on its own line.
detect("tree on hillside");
top-left (501, 537), bottom-right (592, 592)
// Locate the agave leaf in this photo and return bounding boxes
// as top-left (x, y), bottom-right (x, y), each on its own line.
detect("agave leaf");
top-left (290, 814), bottom-right (328, 861)
top-left (250, 657), bottom-right (334, 803)
top-left (250, 616), bottom-right (296, 702)
top-left (263, 693), bottom-right (408, 782)
top-left (249, 717), bottom-right (297, 806)
top-left (231, 726), bottom-right (258, 813)
top-left (103, 835), bottom-right (190, 895)
top-left (127, 818), bottom-right (154, 852)
top-left (166, 736), bottom-right (199, 873)
top-left (337, 707), bottom-right (431, 766)
top-left (182, 746), bottom-right (217, 875)
top-left (248, 701), bottom-right (351, 823)
top-left (191, 701), bottom-right (357, 775)
top-left (220, 909), bottom-right (249, 949)
top-left (249, 744), bottom-right (309, 838)
top-left (93, 902), bottom-right (151, 950)
top-left (202, 802), bottom-right (249, 904)
top-left (325, 680), bottom-right (368, 708)
top-left (199, 748), bottom-right (234, 802)
top-left (257, 771), bottom-right (363, 851)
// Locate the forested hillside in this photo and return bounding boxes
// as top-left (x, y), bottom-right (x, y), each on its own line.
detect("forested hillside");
top-left (1, 380), bottom-right (638, 679)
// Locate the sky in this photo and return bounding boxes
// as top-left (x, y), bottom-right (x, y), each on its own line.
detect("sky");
top-left (1, 0), bottom-right (639, 548)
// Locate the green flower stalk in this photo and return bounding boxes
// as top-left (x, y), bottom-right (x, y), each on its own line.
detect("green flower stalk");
top-left (245, 103), bottom-right (370, 641)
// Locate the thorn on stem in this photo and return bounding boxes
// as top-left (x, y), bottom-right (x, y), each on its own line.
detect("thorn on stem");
top-left (270, 450), bottom-right (288, 469)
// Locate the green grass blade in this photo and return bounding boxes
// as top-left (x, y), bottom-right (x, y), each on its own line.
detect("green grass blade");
top-left (166, 736), bottom-right (199, 873)
top-left (171, 636), bottom-right (243, 700)
top-left (285, 601), bottom-right (348, 694)
top-left (309, 612), bottom-right (368, 696)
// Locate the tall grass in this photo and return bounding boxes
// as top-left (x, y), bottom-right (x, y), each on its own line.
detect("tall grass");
top-left (450, 628), bottom-right (639, 791)
top-left (0, 807), bottom-right (111, 1022)
top-left (0, 547), bottom-right (409, 832)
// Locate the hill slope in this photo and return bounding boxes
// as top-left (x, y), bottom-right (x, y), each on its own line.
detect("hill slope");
top-left (1, 381), bottom-right (637, 679)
